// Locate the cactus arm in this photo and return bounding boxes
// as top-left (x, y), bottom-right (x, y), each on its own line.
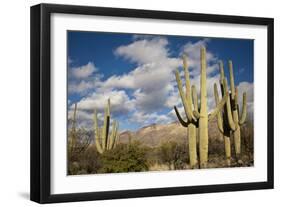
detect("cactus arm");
top-left (234, 87), bottom-right (238, 107)
top-left (113, 134), bottom-right (119, 148)
top-left (208, 91), bottom-right (229, 121)
top-left (115, 122), bottom-right (119, 146)
top-left (193, 110), bottom-right (200, 119)
top-left (174, 106), bottom-right (189, 127)
top-left (219, 61), bottom-right (225, 84)
top-left (102, 100), bottom-right (111, 148)
top-left (105, 116), bottom-right (110, 147)
top-left (108, 120), bottom-right (117, 150)
top-left (183, 55), bottom-right (196, 122)
top-left (72, 103), bottom-right (77, 130)
top-left (175, 69), bottom-right (196, 122)
top-left (107, 99), bottom-right (110, 116)
top-left (70, 103), bottom-right (78, 149)
top-left (228, 60), bottom-right (236, 100)
top-left (93, 110), bottom-right (103, 154)
top-left (213, 83), bottom-right (224, 134)
top-left (222, 77), bottom-right (237, 131)
top-left (191, 85), bottom-right (198, 111)
top-left (239, 92), bottom-right (247, 125)
top-left (101, 107), bottom-right (107, 148)
top-left (112, 122), bottom-right (119, 148)
top-left (191, 85), bottom-right (200, 119)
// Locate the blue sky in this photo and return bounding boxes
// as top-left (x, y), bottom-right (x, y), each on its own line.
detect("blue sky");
top-left (67, 31), bottom-right (253, 131)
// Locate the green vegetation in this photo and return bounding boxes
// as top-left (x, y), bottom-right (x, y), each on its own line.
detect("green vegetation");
top-left (67, 123), bottom-right (254, 175)
top-left (158, 141), bottom-right (188, 170)
top-left (99, 141), bottom-right (149, 173)
top-left (67, 47), bottom-right (253, 174)
top-left (68, 141), bottom-right (149, 174)
top-left (68, 103), bottom-right (91, 162)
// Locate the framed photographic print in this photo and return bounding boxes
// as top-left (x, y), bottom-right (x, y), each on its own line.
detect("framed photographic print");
top-left (30, 3), bottom-right (274, 203)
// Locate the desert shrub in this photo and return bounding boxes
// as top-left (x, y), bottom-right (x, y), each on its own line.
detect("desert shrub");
top-left (99, 141), bottom-right (149, 173)
top-left (208, 138), bottom-right (225, 156)
top-left (241, 121), bottom-right (254, 160)
top-left (67, 128), bottom-right (91, 163)
top-left (158, 141), bottom-right (188, 170)
top-left (145, 147), bottom-right (159, 167)
top-left (68, 161), bottom-right (80, 175)
top-left (79, 146), bottom-right (102, 174)
top-left (68, 145), bottom-right (102, 175)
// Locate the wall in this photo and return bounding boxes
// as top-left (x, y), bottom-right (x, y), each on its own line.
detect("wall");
top-left (0, 0), bottom-right (279, 206)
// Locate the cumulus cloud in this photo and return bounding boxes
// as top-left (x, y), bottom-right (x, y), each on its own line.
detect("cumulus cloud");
top-left (68, 36), bottom-right (253, 130)
top-left (114, 37), bottom-right (170, 65)
top-left (68, 62), bottom-right (102, 95)
top-left (69, 89), bottom-right (135, 129)
top-left (102, 37), bottom-right (180, 113)
top-left (72, 90), bottom-right (135, 114)
top-left (131, 111), bottom-right (173, 125)
top-left (70, 62), bottom-right (97, 79)
top-left (237, 81), bottom-right (254, 120)
top-left (68, 80), bottom-right (95, 94)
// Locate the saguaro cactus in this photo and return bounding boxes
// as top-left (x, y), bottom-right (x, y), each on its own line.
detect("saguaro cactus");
top-left (174, 47), bottom-right (229, 168)
top-left (93, 99), bottom-right (119, 154)
top-left (68, 103), bottom-right (91, 155)
top-left (214, 61), bottom-right (247, 165)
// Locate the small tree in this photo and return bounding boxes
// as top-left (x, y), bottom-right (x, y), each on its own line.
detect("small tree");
top-left (68, 103), bottom-right (91, 162)
top-left (99, 141), bottom-right (149, 173)
top-left (158, 141), bottom-right (188, 170)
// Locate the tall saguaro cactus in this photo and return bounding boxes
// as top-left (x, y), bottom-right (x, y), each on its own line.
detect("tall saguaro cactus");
top-left (93, 99), bottom-right (119, 154)
top-left (68, 103), bottom-right (91, 155)
top-left (174, 47), bottom-right (229, 168)
top-left (214, 61), bottom-right (247, 164)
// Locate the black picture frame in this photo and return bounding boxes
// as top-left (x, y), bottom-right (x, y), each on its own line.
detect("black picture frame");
top-left (30, 3), bottom-right (274, 204)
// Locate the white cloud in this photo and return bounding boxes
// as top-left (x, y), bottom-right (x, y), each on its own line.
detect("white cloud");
top-left (115, 37), bottom-right (170, 65)
top-left (99, 37), bottom-right (182, 113)
top-left (68, 80), bottom-right (95, 94)
top-left (70, 62), bottom-right (97, 79)
top-left (68, 57), bottom-right (73, 65)
top-left (167, 106), bottom-right (185, 121)
top-left (165, 86), bottom-right (181, 108)
top-left (237, 82), bottom-right (253, 103)
top-left (69, 89), bottom-right (135, 129)
top-left (131, 111), bottom-right (172, 125)
top-left (72, 89), bottom-right (135, 115)
top-left (68, 37), bottom-right (253, 130)
top-left (68, 62), bottom-right (102, 95)
top-left (68, 108), bottom-right (93, 129)
top-left (237, 81), bottom-right (254, 119)
top-left (100, 59), bottom-right (180, 91)
top-left (103, 37), bottom-right (220, 121)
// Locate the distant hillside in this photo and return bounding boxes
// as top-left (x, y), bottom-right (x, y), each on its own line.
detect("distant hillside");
top-left (118, 118), bottom-right (222, 147)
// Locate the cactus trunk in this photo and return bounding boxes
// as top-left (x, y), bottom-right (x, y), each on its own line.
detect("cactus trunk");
top-left (224, 135), bottom-right (231, 166)
top-left (188, 123), bottom-right (197, 168)
top-left (233, 121), bottom-right (241, 157)
top-left (198, 47), bottom-right (208, 168)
